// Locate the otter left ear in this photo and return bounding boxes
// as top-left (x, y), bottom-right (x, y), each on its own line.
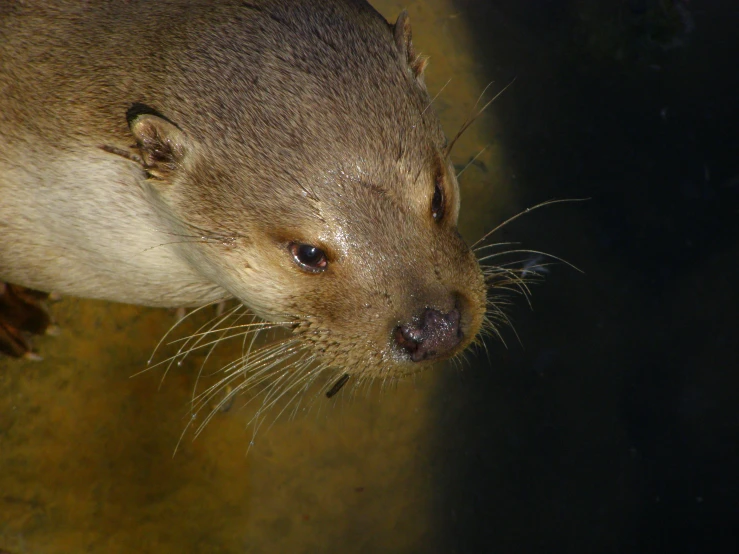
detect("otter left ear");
top-left (128, 113), bottom-right (188, 179)
top-left (393, 11), bottom-right (429, 83)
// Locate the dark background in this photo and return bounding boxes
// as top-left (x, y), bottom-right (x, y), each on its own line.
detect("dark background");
top-left (434, 1), bottom-right (739, 552)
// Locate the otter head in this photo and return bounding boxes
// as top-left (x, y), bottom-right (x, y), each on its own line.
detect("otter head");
top-left (127, 6), bottom-right (486, 382)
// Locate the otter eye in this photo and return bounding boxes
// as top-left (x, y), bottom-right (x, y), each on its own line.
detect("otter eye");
top-left (289, 243), bottom-right (328, 273)
top-left (431, 178), bottom-right (445, 222)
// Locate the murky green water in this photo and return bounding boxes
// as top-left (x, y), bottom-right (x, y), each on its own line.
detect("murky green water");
top-left (0, 1), bottom-right (511, 552)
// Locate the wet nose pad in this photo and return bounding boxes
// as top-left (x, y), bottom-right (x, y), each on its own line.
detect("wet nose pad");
top-left (395, 308), bottom-right (462, 362)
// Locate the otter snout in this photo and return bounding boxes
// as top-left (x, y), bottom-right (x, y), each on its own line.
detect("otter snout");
top-left (395, 308), bottom-right (463, 362)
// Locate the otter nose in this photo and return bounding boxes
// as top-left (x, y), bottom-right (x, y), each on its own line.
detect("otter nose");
top-left (395, 308), bottom-right (462, 362)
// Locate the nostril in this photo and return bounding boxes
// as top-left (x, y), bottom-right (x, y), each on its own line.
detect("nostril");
top-left (395, 325), bottom-right (422, 354)
top-left (395, 307), bottom-right (463, 362)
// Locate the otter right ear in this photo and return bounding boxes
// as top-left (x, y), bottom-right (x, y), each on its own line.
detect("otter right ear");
top-left (393, 11), bottom-right (429, 84)
top-left (128, 113), bottom-right (187, 179)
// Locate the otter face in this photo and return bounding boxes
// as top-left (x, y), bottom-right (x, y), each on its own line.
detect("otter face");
top-left (127, 8), bottom-right (487, 381)
top-left (237, 151), bottom-right (488, 379)
top-left (180, 145), bottom-right (485, 380)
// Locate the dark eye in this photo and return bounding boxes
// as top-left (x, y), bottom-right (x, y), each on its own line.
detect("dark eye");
top-left (289, 243), bottom-right (328, 273)
top-left (431, 178), bottom-right (445, 222)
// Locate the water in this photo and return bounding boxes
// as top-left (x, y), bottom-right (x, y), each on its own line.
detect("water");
top-left (433, 1), bottom-right (739, 552)
top-left (2, 0), bottom-right (738, 552)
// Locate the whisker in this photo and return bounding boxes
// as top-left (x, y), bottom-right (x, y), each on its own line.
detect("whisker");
top-left (248, 361), bottom-right (311, 437)
top-left (166, 319), bottom-right (289, 345)
top-left (190, 309), bottom-right (256, 411)
top-left (141, 238), bottom-right (227, 253)
top-left (144, 304), bottom-right (248, 377)
top-left (205, 339), bottom-right (302, 385)
top-left (471, 198), bottom-right (590, 249)
top-left (144, 299), bottom-right (224, 368)
top-left (161, 320), bottom-right (281, 368)
top-left (240, 314), bottom-right (259, 356)
top-left (192, 342), bottom-right (305, 439)
top-left (456, 144), bottom-right (489, 179)
top-left (187, 338), bottom-right (301, 410)
top-left (484, 267), bottom-right (536, 305)
top-left (422, 77), bottom-right (452, 115)
top-left (262, 360), bottom-right (329, 435)
top-left (288, 362), bottom-right (328, 421)
top-left (474, 241), bottom-right (521, 254)
top-left (133, 302), bottom-right (242, 386)
top-left (478, 248), bottom-right (583, 274)
top-left (445, 78), bottom-right (516, 158)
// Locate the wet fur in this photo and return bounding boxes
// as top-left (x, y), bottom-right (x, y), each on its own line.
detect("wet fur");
top-left (0, 0), bottom-right (486, 380)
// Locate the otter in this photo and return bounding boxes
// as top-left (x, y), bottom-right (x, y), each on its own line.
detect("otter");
top-left (0, 0), bottom-right (488, 388)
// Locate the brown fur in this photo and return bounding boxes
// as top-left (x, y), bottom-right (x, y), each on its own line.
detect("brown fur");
top-left (0, 0), bottom-right (486, 377)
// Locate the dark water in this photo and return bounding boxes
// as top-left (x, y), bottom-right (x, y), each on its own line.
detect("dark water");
top-left (435, 1), bottom-right (739, 552)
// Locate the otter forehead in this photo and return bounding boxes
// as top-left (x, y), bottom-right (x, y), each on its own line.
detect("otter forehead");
top-left (160, 2), bottom-right (440, 159)
top-left (237, 155), bottom-right (447, 241)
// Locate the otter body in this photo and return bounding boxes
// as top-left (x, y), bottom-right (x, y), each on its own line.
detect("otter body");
top-left (0, 0), bottom-right (487, 376)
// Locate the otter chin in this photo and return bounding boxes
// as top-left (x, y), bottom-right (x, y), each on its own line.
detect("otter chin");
top-left (0, 1), bottom-right (488, 384)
